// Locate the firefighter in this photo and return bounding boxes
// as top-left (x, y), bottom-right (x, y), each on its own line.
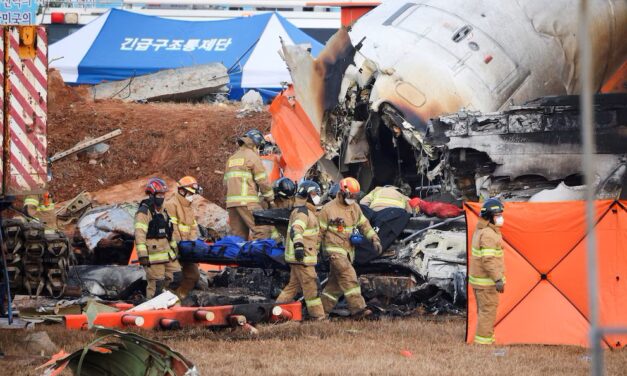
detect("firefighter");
top-left (276, 180), bottom-right (325, 319)
top-left (318, 177), bottom-right (382, 318)
top-left (360, 185), bottom-right (412, 213)
top-left (469, 198), bottom-right (506, 345)
top-left (165, 176), bottom-right (202, 300)
top-left (23, 192), bottom-right (57, 231)
top-left (135, 177), bottom-right (182, 299)
top-left (273, 177), bottom-right (296, 209)
top-left (224, 129), bottom-right (275, 240)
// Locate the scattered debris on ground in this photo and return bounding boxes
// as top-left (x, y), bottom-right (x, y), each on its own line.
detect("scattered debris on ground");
top-left (38, 328), bottom-right (198, 376)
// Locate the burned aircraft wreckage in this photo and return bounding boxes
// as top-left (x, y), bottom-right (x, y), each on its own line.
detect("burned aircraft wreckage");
top-left (278, 0), bottom-right (627, 201)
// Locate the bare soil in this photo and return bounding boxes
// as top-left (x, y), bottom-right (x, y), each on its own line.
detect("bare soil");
top-left (1, 317), bottom-right (626, 375)
top-left (47, 70), bottom-right (271, 207)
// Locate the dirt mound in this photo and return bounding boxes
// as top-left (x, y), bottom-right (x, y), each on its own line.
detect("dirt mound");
top-left (47, 70), bottom-right (271, 206)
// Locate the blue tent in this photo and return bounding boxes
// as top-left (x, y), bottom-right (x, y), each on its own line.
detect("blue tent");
top-left (49, 9), bottom-right (323, 99)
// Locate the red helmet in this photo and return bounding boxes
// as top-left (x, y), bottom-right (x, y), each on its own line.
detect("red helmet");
top-left (339, 177), bottom-right (360, 199)
top-left (145, 177), bottom-right (168, 195)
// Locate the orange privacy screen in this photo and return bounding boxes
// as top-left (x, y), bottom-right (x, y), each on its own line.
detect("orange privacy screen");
top-left (269, 86), bottom-right (324, 181)
top-left (465, 200), bottom-right (627, 348)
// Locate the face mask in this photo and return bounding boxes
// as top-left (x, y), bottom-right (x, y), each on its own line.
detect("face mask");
top-left (494, 216), bottom-right (504, 227)
top-left (311, 195), bottom-right (321, 205)
top-left (185, 194), bottom-right (195, 203)
top-left (153, 197), bottom-right (165, 207)
top-left (344, 198), bottom-right (356, 205)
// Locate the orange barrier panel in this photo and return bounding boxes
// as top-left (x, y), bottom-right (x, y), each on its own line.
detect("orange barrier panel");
top-left (465, 200), bottom-right (627, 348)
top-left (270, 86), bottom-right (324, 181)
top-left (64, 301), bottom-right (303, 330)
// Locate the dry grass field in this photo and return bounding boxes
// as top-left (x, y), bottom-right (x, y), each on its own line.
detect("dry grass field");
top-left (2, 317), bottom-right (626, 375)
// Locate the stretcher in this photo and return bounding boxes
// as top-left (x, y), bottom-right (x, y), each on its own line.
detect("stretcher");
top-left (64, 301), bottom-right (302, 330)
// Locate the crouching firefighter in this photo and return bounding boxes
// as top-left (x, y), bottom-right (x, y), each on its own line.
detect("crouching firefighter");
top-left (319, 177), bottom-right (382, 319)
top-left (470, 198), bottom-right (506, 345)
top-left (165, 176), bottom-right (202, 300)
top-left (134, 178), bottom-right (182, 299)
top-left (276, 181), bottom-right (325, 320)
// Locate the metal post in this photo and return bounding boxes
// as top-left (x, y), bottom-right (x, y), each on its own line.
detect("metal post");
top-left (578, 0), bottom-right (602, 374)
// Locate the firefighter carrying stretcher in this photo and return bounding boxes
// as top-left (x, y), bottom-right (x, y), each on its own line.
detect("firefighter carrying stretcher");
top-left (276, 180), bottom-right (325, 320)
top-left (165, 176), bottom-right (202, 300)
top-left (319, 177), bottom-right (382, 319)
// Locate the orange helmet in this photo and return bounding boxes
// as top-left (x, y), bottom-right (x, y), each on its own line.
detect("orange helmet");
top-left (177, 176), bottom-right (201, 194)
top-left (339, 177), bottom-right (360, 198)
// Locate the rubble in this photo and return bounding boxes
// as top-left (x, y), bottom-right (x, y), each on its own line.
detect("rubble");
top-left (238, 90), bottom-right (265, 116)
top-left (91, 63), bottom-right (229, 102)
top-left (66, 265), bottom-right (145, 300)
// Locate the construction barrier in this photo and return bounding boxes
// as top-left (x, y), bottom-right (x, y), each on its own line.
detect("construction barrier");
top-left (465, 200), bottom-right (627, 348)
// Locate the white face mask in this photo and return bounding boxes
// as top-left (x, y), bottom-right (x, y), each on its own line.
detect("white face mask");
top-left (344, 198), bottom-right (356, 205)
top-left (494, 216), bottom-right (504, 227)
top-left (185, 194), bottom-right (195, 203)
top-left (311, 195), bottom-right (321, 205)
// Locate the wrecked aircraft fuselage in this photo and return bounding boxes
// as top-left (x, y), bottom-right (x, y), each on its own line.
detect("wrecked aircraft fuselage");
top-left (279, 0), bottom-right (627, 199)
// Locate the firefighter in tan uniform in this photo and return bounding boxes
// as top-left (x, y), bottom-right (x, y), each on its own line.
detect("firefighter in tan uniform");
top-left (360, 186), bottom-right (412, 213)
top-left (469, 198), bottom-right (506, 345)
top-left (273, 177), bottom-right (296, 210)
top-left (135, 178), bottom-right (182, 299)
top-left (268, 177), bottom-right (297, 241)
top-left (23, 192), bottom-right (57, 231)
top-left (165, 176), bottom-right (202, 300)
top-left (319, 177), bottom-right (382, 318)
top-left (224, 129), bottom-right (275, 240)
top-left (276, 181), bottom-right (325, 319)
